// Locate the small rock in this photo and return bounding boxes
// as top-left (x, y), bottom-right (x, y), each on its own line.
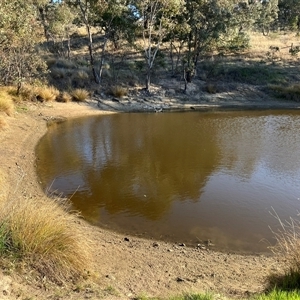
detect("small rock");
top-left (152, 242), bottom-right (159, 247)
top-left (178, 243), bottom-right (185, 247)
top-left (106, 275), bottom-right (116, 280)
top-left (167, 249), bottom-right (173, 252)
top-left (176, 277), bottom-right (185, 282)
top-left (124, 237), bottom-right (130, 242)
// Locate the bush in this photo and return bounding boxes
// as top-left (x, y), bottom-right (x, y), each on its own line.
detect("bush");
top-left (0, 196), bottom-right (92, 283)
top-left (71, 88), bottom-right (89, 102)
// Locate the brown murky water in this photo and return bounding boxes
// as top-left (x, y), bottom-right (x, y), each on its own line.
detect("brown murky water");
top-left (36, 110), bottom-right (300, 253)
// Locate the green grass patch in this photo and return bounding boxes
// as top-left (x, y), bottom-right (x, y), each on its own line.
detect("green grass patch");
top-left (255, 289), bottom-right (300, 300)
top-left (223, 65), bottom-right (286, 85)
top-left (202, 62), bottom-right (287, 85)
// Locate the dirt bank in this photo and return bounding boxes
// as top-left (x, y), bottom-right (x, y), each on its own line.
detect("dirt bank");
top-left (0, 97), bottom-right (293, 299)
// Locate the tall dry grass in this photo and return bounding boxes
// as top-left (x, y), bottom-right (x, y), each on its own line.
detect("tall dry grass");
top-left (0, 169), bottom-right (8, 203)
top-left (270, 209), bottom-right (300, 277)
top-left (57, 91), bottom-right (72, 103)
top-left (109, 85), bottom-right (128, 98)
top-left (71, 88), bottom-right (89, 102)
top-left (35, 86), bottom-right (60, 102)
top-left (0, 116), bottom-right (7, 130)
top-left (0, 196), bottom-right (93, 283)
top-left (249, 32), bottom-right (300, 61)
top-left (0, 88), bottom-right (14, 116)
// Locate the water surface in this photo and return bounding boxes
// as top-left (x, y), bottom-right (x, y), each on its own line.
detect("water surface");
top-left (36, 110), bottom-right (300, 253)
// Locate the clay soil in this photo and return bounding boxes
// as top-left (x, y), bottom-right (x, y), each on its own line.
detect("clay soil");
top-left (0, 97), bottom-right (297, 300)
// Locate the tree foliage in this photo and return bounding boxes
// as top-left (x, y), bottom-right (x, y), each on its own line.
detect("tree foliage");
top-left (0, 0), bottom-right (46, 92)
top-left (1, 0), bottom-right (300, 92)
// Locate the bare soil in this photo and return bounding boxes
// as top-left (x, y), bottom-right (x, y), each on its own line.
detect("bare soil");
top-left (0, 93), bottom-right (298, 300)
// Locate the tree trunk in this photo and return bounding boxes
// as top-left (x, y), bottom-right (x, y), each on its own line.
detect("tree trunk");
top-left (98, 37), bottom-right (108, 84)
top-left (86, 24), bottom-right (99, 83)
top-left (146, 67), bottom-right (151, 91)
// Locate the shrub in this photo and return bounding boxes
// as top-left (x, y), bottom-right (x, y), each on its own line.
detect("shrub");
top-left (71, 88), bottom-right (89, 102)
top-left (0, 89), bottom-right (14, 116)
top-left (0, 196), bottom-right (92, 283)
top-left (109, 85), bottom-right (128, 98)
top-left (36, 86), bottom-right (60, 102)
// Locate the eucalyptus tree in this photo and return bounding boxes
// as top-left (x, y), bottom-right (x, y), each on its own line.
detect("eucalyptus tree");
top-left (95, 1), bottom-right (137, 82)
top-left (181, 0), bottom-right (233, 86)
top-left (256, 0), bottom-right (279, 35)
top-left (65, 0), bottom-right (104, 83)
top-left (36, 2), bottom-right (76, 57)
top-left (278, 0), bottom-right (300, 31)
top-left (66, 0), bottom-right (134, 84)
top-left (133, 0), bottom-right (184, 91)
top-left (0, 0), bottom-right (46, 92)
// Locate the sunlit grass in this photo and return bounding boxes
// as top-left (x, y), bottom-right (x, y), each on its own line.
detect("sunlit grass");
top-left (0, 88), bottom-right (14, 116)
top-left (71, 88), bottom-right (89, 102)
top-left (35, 85), bottom-right (60, 102)
top-left (255, 289), bottom-right (300, 300)
top-left (0, 196), bottom-right (93, 283)
top-left (57, 91), bottom-right (72, 103)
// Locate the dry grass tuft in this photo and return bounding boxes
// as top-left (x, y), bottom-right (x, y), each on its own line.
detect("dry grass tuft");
top-left (72, 70), bottom-right (90, 88)
top-left (0, 88), bottom-right (14, 116)
top-left (36, 86), bottom-right (60, 102)
top-left (50, 67), bottom-right (68, 79)
top-left (0, 196), bottom-right (93, 283)
top-left (270, 209), bottom-right (300, 277)
top-left (15, 86), bottom-right (36, 102)
top-left (205, 83), bottom-right (217, 94)
top-left (71, 89), bottom-right (89, 102)
top-left (0, 116), bottom-right (8, 130)
top-left (55, 59), bottom-right (77, 69)
top-left (0, 168), bottom-right (8, 203)
top-left (57, 91), bottom-right (72, 103)
top-left (109, 85), bottom-right (128, 98)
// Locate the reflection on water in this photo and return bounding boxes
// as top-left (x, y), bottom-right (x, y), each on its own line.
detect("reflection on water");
top-left (36, 110), bottom-right (300, 253)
